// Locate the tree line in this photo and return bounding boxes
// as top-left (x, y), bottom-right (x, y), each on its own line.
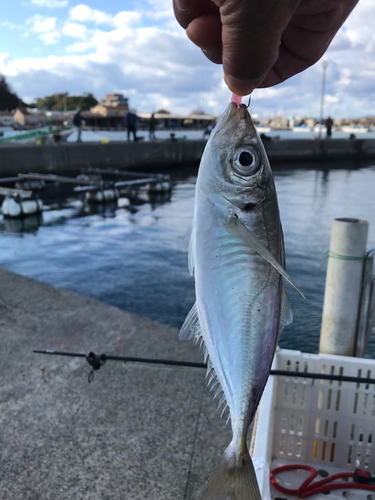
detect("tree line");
top-left (0, 73), bottom-right (98, 112)
top-left (33, 93), bottom-right (98, 111)
top-left (0, 75), bottom-right (26, 111)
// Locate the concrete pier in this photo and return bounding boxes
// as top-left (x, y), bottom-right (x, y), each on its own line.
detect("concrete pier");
top-left (0, 268), bottom-right (230, 500)
top-left (1, 138), bottom-right (375, 176)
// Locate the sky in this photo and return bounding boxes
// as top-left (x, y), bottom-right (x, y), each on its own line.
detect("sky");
top-left (0, 0), bottom-right (374, 117)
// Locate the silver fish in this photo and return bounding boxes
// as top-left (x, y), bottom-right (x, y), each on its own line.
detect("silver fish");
top-left (181, 102), bottom-right (303, 500)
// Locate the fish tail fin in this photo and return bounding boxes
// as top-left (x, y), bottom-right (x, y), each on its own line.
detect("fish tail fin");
top-left (198, 444), bottom-right (261, 500)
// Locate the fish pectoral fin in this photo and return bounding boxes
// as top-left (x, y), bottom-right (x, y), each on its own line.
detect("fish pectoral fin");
top-left (229, 213), bottom-right (306, 299)
top-left (185, 220), bottom-right (195, 277)
top-left (281, 286), bottom-right (293, 329)
top-left (179, 302), bottom-right (201, 340)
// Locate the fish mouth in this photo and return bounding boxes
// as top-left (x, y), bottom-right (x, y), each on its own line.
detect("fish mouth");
top-left (213, 103), bottom-right (256, 140)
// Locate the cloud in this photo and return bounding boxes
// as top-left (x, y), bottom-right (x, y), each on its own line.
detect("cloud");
top-left (113, 12), bottom-right (142, 29)
top-left (26, 15), bottom-right (57, 32)
top-left (24, 15), bottom-right (60, 44)
top-left (2, 1), bottom-right (375, 116)
top-left (39, 31), bottom-right (61, 45)
top-left (62, 22), bottom-right (87, 39)
top-left (69, 4), bottom-right (113, 25)
top-left (31, 0), bottom-right (68, 7)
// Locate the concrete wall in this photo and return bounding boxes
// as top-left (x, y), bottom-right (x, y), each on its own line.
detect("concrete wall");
top-left (1, 139), bottom-right (375, 176)
top-left (0, 141), bottom-right (205, 176)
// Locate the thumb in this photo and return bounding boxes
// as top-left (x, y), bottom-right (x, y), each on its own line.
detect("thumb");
top-left (218, 0), bottom-right (299, 95)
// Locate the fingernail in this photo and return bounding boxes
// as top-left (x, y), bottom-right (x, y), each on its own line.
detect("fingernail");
top-left (224, 73), bottom-right (256, 96)
top-left (175, 0), bottom-right (190, 10)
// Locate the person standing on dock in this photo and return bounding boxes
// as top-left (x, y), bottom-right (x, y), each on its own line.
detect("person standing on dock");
top-left (149, 113), bottom-right (157, 141)
top-left (125, 110), bottom-right (138, 142)
top-left (326, 117), bottom-right (334, 139)
top-left (73, 109), bottom-right (84, 143)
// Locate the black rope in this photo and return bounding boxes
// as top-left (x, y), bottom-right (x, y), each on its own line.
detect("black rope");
top-left (33, 350), bottom-right (375, 385)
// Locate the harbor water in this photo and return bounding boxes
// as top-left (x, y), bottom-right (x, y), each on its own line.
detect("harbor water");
top-left (1, 163), bottom-right (375, 356)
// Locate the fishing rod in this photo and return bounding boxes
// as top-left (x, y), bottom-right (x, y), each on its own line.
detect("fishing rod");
top-left (33, 349), bottom-right (375, 386)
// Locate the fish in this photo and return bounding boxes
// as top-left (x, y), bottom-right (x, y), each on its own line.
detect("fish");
top-left (180, 101), bottom-right (304, 500)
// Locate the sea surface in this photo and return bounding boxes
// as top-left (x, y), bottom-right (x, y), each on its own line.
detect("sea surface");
top-left (1, 163), bottom-right (375, 356)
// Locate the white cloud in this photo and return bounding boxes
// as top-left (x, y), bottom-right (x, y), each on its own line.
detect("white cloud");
top-left (2, 1), bottom-right (375, 117)
top-left (66, 42), bottom-right (92, 53)
top-left (31, 0), bottom-right (68, 7)
top-left (69, 4), bottom-right (113, 25)
top-left (113, 12), bottom-right (142, 29)
top-left (39, 31), bottom-right (60, 45)
top-left (62, 22), bottom-right (87, 39)
top-left (26, 15), bottom-right (57, 32)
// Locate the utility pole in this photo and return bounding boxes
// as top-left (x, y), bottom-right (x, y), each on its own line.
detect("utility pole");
top-left (319, 60), bottom-right (328, 139)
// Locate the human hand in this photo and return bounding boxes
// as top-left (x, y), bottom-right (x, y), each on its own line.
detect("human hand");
top-left (173, 0), bottom-right (358, 95)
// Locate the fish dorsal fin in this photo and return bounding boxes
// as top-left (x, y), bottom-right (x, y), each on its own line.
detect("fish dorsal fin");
top-left (281, 287), bottom-right (293, 329)
top-left (229, 213), bottom-right (306, 299)
top-left (179, 302), bottom-right (200, 340)
top-left (185, 221), bottom-right (195, 277)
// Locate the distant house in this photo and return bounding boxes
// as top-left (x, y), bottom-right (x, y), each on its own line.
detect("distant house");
top-left (0, 111), bottom-right (14, 127)
top-left (136, 111), bottom-right (217, 130)
top-left (14, 108), bottom-right (46, 127)
top-left (99, 93), bottom-right (129, 108)
top-left (85, 104), bottom-right (130, 128)
top-left (90, 104), bottom-right (129, 117)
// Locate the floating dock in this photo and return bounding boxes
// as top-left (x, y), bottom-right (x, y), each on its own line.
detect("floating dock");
top-left (1, 139), bottom-right (375, 176)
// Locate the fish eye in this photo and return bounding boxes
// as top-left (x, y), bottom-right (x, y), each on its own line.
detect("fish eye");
top-left (232, 147), bottom-right (259, 177)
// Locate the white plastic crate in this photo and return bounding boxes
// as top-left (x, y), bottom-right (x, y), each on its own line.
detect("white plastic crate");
top-left (251, 349), bottom-right (375, 500)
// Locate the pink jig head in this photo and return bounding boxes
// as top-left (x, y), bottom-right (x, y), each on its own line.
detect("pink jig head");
top-left (231, 93), bottom-right (242, 108)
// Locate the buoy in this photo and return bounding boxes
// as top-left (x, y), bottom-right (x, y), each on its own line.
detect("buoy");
top-left (1, 195), bottom-right (43, 218)
top-left (161, 181), bottom-right (171, 192)
top-left (148, 183), bottom-right (163, 193)
top-left (85, 188), bottom-right (119, 203)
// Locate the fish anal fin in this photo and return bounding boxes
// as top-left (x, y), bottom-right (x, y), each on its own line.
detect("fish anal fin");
top-left (180, 304), bottom-right (229, 420)
top-left (179, 302), bottom-right (200, 340)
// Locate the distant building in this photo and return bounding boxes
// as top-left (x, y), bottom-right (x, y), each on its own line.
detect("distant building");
top-left (86, 102), bottom-right (130, 128)
top-left (90, 104), bottom-right (129, 117)
top-left (136, 111), bottom-right (217, 130)
top-left (99, 93), bottom-right (129, 108)
top-left (13, 108), bottom-right (46, 127)
top-left (0, 112), bottom-right (14, 127)
top-left (269, 116), bottom-right (289, 130)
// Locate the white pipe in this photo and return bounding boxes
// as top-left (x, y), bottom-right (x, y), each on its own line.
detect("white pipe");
top-left (319, 218), bottom-right (368, 356)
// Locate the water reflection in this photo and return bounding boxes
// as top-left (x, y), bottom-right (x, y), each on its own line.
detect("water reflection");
top-left (0, 164), bottom-right (374, 356)
top-left (0, 214), bottom-right (43, 236)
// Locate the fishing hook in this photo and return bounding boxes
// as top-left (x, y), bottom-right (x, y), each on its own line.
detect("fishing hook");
top-left (246, 95), bottom-right (251, 109)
